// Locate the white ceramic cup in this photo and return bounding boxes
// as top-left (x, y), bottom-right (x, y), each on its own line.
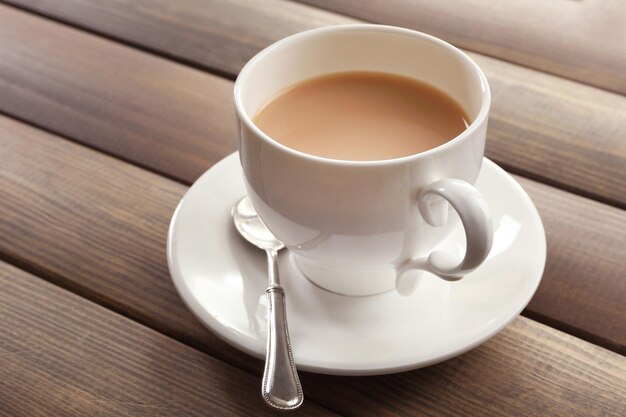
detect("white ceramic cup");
top-left (235, 25), bottom-right (493, 296)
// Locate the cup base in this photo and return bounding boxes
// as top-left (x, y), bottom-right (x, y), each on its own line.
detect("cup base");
top-left (291, 253), bottom-right (397, 296)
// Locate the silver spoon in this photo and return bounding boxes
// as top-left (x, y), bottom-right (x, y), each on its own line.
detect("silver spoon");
top-left (232, 196), bottom-right (303, 411)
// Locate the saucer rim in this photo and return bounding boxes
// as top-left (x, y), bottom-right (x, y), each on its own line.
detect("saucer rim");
top-left (167, 153), bottom-right (546, 375)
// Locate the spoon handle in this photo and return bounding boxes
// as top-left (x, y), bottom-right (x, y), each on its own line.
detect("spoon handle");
top-left (262, 249), bottom-right (303, 410)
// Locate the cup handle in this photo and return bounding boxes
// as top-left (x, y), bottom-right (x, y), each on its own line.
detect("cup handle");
top-left (398, 178), bottom-right (494, 286)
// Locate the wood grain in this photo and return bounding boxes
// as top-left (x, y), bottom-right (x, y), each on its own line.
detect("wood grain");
top-left (0, 3), bottom-right (236, 184)
top-left (296, 0), bottom-right (626, 95)
top-left (0, 3), bottom-right (625, 208)
top-left (0, 116), bottom-right (232, 368)
top-left (2, 0), bottom-right (347, 78)
top-left (518, 176), bottom-right (626, 352)
top-left (0, 262), bottom-right (337, 417)
top-left (0, 113), bottom-right (624, 360)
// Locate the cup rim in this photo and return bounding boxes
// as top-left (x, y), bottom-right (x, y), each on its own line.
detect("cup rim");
top-left (234, 24), bottom-right (491, 167)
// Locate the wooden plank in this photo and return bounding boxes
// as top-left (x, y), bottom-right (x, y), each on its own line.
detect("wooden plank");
top-left (1, 0), bottom-right (347, 78)
top-left (0, 3), bottom-right (236, 184)
top-left (1, 113), bottom-right (624, 358)
top-left (478, 59), bottom-right (626, 208)
top-left (1, 123), bottom-right (624, 417)
top-left (518, 176), bottom-right (626, 353)
top-left (0, 262), bottom-right (337, 417)
top-left (0, 116), bottom-right (240, 369)
top-left (1, 4), bottom-right (625, 208)
top-left (296, 0), bottom-right (626, 95)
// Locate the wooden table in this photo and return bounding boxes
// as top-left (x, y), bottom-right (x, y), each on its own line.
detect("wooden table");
top-left (1, 1), bottom-right (625, 415)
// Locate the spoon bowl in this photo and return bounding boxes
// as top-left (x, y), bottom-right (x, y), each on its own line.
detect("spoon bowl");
top-left (232, 197), bottom-right (284, 252)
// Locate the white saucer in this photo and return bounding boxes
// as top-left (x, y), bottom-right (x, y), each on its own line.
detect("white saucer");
top-left (167, 153), bottom-right (546, 376)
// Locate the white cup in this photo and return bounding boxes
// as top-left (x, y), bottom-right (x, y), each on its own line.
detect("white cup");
top-left (235, 25), bottom-right (493, 296)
